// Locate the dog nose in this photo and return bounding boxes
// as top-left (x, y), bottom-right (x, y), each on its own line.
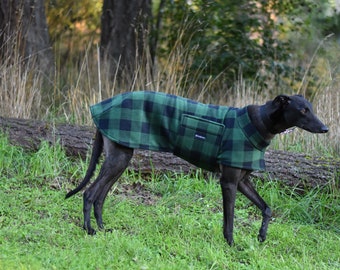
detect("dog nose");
top-left (321, 126), bottom-right (329, 133)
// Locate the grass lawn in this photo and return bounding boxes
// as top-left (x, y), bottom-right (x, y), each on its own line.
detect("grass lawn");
top-left (0, 135), bottom-right (339, 270)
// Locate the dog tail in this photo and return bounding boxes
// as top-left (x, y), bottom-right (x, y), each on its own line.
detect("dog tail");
top-left (65, 129), bottom-right (103, 199)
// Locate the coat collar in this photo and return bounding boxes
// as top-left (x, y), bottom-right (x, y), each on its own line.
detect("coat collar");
top-left (236, 107), bottom-right (271, 150)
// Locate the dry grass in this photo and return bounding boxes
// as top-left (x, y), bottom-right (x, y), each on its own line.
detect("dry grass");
top-left (0, 49), bottom-right (43, 119)
top-left (0, 35), bottom-right (339, 156)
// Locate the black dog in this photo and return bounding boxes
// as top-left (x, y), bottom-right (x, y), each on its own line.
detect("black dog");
top-left (66, 91), bottom-right (328, 246)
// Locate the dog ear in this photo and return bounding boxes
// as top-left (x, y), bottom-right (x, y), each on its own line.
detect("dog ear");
top-left (273, 95), bottom-right (291, 108)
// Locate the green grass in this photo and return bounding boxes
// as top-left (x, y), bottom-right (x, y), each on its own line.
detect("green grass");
top-left (0, 135), bottom-right (339, 270)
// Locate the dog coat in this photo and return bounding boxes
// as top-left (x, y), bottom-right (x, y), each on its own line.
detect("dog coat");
top-left (90, 91), bottom-right (270, 172)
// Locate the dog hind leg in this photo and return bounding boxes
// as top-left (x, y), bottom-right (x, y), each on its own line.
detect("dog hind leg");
top-left (83, 141), bottom-right (133, 235)
top-left (93, 164), bottom-right (129, 230)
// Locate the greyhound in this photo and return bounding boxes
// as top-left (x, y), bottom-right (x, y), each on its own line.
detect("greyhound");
top-left (65, 91), bottom-right (328, 246)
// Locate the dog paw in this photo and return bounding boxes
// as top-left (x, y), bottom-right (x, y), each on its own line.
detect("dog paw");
top-left (257, 234), bottom-right (266, 242)
top-left (86, 228), bottom-right (97, 235)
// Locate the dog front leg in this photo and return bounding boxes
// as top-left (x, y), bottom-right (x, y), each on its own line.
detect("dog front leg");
top-left (238, 177), bottom-right (271, 242)
top-left (220, 167), bottom-right (245, 246)
top-left (220, 180), bottom-right (237, 246)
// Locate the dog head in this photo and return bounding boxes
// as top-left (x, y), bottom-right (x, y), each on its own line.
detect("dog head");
top-left (267, 94), bottom-right (328, 134)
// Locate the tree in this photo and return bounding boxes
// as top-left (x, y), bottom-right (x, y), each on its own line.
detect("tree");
top-left (0, 116), bottom-right (337, 189)
top-left (0, 0), bottom-right (54, 74)
top-left (156, 0), bottom-right (292, 88)
top-left (100, 0), bottom-right (152, 81)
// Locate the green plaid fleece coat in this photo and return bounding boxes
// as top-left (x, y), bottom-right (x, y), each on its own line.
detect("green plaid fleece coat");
top-left (90, 91), bottom-right (270, 172)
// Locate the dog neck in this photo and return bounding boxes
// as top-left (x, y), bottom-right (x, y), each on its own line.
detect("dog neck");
top-left (247, 105), bottom-right (276, 141)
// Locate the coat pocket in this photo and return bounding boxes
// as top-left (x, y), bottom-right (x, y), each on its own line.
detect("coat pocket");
top-left (173, 114), bottom-right (225, 171)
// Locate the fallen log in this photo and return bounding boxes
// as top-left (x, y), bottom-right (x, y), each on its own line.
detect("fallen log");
top-left (0, 116), bottom-right (338, 188)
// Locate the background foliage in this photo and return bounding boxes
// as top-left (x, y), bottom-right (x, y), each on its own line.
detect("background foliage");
top-left (45, 0), bottom-right (340, 89)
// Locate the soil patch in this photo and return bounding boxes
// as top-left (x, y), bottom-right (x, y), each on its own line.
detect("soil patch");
top-left (112, 182), bottom-right (160, 205)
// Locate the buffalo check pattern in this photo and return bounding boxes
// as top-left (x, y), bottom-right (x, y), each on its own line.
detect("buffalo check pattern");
top-left (90, 91), bottom-right (270, 171)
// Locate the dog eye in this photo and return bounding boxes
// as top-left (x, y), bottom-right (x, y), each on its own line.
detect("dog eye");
top-left (300, 108), bottom-right (309, 114)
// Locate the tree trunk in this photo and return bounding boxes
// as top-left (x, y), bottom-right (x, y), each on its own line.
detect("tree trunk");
top-left (0, 116), bottom-right (338, 189)
top-left (0, 0), bottom-right (54, 73)
top-left (149, 0), bottom-right (166, 65)
top-left (100, 0), bottom-right (151, 80)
